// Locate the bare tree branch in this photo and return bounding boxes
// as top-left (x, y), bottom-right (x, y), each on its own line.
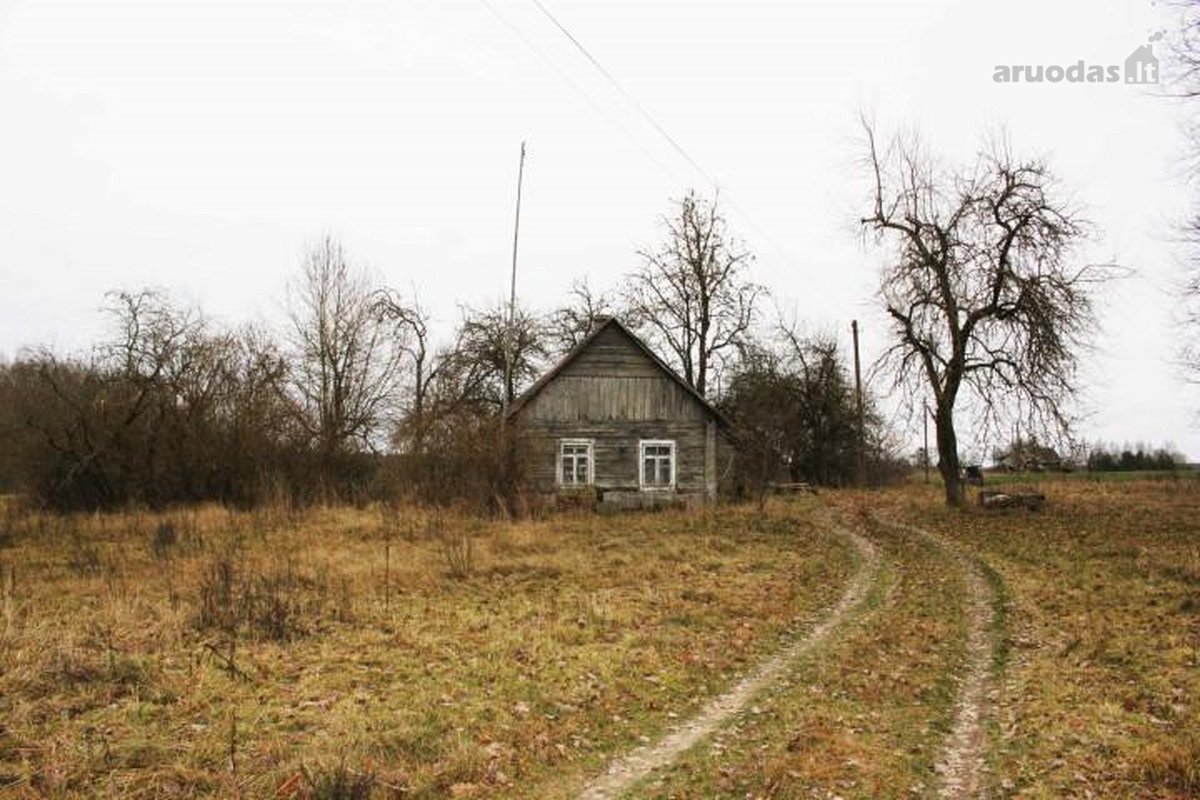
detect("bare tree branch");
top-left (623, 190), bottom-right (765, 396)
top-left (861, 122), bottom-right (1104, 506)
top-left (287, 236), bottom-right (402, 466)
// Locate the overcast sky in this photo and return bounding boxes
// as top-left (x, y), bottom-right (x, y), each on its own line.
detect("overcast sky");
top-left (1, 0), bottom-right (1196, 459)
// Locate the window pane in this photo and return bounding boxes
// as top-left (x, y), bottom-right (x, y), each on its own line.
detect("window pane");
top-left (640, 443), bottom-right (673, 487)
top-left (560, 441), bottom-right (591, 486)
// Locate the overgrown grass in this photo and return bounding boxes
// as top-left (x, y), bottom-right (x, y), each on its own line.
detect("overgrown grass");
top-left (878, 479), bottom-right (1200, 799)
top-left (620, 481), bottom-right (1197, 799)
top-left (0, 498), bottom-right (854, 797)
top-left (8, 483), bottom-right (1188, 798)
top-left (639, 503), bottom-right (969, 798)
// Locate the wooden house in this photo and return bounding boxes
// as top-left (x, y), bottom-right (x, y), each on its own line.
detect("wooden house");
top-left (506, 317), bottom-right (730, 508)
top-left (993, 441), bottom-right (1063, 472)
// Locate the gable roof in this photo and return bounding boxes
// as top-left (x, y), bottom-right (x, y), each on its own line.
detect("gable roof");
top-left (506, 317), bottom-right (728, 426)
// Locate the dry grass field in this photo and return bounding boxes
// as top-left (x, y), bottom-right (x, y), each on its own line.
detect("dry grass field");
top-left (635, 478), bottom-right (1199, 799)
top-left (1, 477), bottom-right (1197, 799)
top-left (0, 499), bottom-right (856, 798)
top-left (882, 478), bottom-right (1200, 799)
top-left (635, 515), bottom-right (969, 798)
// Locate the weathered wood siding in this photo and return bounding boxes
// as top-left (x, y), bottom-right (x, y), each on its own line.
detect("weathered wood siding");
top-left (518, 418), bottom-right (710, 493)
top-left (523, 375), bottom-right (705, 423)
top-left (514, 323), bottom-right (721, 496)
top-left (557, 325), bottom-right (665, 379)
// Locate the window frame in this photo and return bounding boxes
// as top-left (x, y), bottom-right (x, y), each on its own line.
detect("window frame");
top-left (638, 439), bottom-right (676, 491)
top-left (557, 438), bottom-right (595, 488)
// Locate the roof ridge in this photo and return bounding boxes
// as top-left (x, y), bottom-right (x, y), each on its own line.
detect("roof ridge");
top-left (506, 317), bottom-right (727, 426)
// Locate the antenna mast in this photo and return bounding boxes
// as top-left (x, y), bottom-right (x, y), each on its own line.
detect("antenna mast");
top-left (509, 141), bottom-right (526, 328)
top-left (503, 141), bottom-right (527, 413)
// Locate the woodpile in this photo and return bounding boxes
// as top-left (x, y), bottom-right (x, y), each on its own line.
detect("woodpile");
top-left (770, 482), bottom-right (817, 495)
top-left (979, 490), bottom-right (1046, 511)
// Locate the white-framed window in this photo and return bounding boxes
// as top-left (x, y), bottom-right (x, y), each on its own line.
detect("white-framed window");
top-left (558, 439), bottom-right (594, 487)
top-left (639, 439), bottom-right (676, 490)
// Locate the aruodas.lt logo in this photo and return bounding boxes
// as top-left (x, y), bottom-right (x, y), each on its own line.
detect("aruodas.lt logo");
top-left (993, 32), bottom-right (1162, 84)
top-left (1124, 42), bottom-right (1158, 84)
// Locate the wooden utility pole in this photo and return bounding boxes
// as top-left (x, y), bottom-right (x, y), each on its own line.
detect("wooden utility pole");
top-left (923, 400), bottom-right (931, 484)
top-left (502, 141), bottom-right (526, 415)
top-left (851, 320), bottom-right (865, 483)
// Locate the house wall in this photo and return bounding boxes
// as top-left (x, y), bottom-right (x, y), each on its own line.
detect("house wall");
top-left (513, 325), bottom-right (721, 497)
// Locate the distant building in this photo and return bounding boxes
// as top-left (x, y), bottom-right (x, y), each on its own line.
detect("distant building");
top-left (506, 317), bottom-right (730, 509)
top-left (993, 440), bottom-right (1062, 472)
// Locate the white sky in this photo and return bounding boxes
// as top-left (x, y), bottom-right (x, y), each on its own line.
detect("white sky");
top-left (1, 0), bottom-right (1196, 459)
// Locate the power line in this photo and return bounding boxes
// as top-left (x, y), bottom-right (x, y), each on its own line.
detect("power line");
top-left (526, 0), bottom-right (801, 266)
top-left (530, 0), bottom-right (717, 188)
top-left (475, 0), bottom-right (688, 188)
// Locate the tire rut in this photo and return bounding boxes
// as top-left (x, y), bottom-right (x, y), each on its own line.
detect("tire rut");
top-left (576, 516), bottom-right (880, 800)
top-left (877, 518), bottom-right (998, 800)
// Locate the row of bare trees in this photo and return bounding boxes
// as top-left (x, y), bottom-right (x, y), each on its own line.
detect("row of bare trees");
top-left (2, 120), bottom-right (1116, 510)
top-left (0, 190), bottom-right (852, 510)
top-left (0, 292), bottom-right (300, 509)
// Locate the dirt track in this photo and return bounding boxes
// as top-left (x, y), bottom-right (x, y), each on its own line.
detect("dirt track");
top-left (576, 516), bottom-right (881, 800)
top-left (880, 518), bottom-right (998, 800)
top-left (578, 511), bottom-right (1001, 800)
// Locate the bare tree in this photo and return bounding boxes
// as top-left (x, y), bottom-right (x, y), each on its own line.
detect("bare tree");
top-left (860, 123), bottom-right (1103, 506)
top-left (373, 303), bottom-right (543, 513)
top-left (624, 191), bottom-right (764, 397)
top-left (547, 278), bottom-right (615, 354)
top-left (719, 347), bottom-right (793, 514)
top-left (723, 326), bottom-right (872, 500)
top-left (373, 288), bottom-right (442, 453)
top-left (8, 291), bottom-right (301, 509)
top-left (776, 326), bottom-right (864, 485)
top-left (287, 236), bottom-right (402, 467)
top-left (1163, 3), bottom-right (1200, 380)
top-left (436, 302), bottom-right (547, 413)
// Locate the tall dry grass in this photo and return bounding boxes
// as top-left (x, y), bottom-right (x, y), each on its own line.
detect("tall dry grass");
top-left (0, 495), bottom-right (849, 798)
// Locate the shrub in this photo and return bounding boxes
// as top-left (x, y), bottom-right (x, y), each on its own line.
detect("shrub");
top-left (195, 554), bottom-right (354, 642)
top-left (301, 759), bottom-right (376, 800)
top-left (430, 516), bottom-right (473, 579)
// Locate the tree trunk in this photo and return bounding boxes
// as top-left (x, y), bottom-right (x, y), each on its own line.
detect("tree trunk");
top-left (934, 404), bottom-right (965, 507)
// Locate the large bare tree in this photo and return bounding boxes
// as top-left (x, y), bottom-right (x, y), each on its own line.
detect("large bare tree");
top-left (624, 191), bottom-right (764, 397)
top-left (861, 124), bottom-right (1103, 506)
top-left (1163, 2), bottom-right (1200, 380)
top-left (287, 236), bottom-right (401, 465)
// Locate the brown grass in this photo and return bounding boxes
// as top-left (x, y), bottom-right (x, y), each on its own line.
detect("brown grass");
top-left (636, 481), bottom-right (1198, 799)
top-left (639, 501), bottom-right (969, 798)
top-left (0, 498), bottom-right (853, 798)
top-left (6, 481), bottom-right (1191, 798)
top-left (872, 479), bottom-right (1200, 799)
